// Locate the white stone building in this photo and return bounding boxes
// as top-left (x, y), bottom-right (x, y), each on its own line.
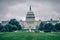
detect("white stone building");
top-left (20, 6), bottom-right (41, 32)
top-left (1, 21), bottom-right (9, 26)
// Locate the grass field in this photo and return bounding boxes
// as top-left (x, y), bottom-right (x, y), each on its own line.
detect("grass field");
top-left (0, 32), bottom-right (60, 40)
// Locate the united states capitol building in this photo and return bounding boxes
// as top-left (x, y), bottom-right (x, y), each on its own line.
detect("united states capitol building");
top-left (20, 6), bottom-right (41, 32)
top-left (1, 6), bottom-right (60, 32)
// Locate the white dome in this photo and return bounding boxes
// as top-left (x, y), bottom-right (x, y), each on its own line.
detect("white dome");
top-left (26, 6), bottom-right (35, 18)
top-left (26, 6), bottom-right (35, 21)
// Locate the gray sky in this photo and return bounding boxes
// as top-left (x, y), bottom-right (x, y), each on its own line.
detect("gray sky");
top-left (0, 0), bottom-right (60, 22)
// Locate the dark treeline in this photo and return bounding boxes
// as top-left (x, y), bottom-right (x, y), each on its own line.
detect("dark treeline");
top-left (0, 19), bottom-right (22, 32)
top-left (0, 19), bottom-right (60, 32)
top-left (38, 22), bottom-right (60, 32)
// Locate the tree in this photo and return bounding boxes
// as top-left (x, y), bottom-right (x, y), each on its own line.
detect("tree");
top-left (38, 22), bottom-right (44, 31)
top-left (12, 25), bottom-right (18, 31)
top-left (5, 24), bottom-right (17, 32)
top-left (55, 23), bottom-right (60, 32)
top-left (9, 19), bottom-right (22, 30)
top-left (1, 28), bottom-right (7, 32)
top-left (0, 23), bottom-right (3, 32)
top-left (44, 23), bottom-right (53, 32)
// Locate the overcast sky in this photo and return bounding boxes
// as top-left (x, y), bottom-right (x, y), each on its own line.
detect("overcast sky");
top-left (0, 0), bottom-right (60, 22)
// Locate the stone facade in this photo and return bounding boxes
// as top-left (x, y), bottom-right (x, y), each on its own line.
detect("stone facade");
top-left (20, 6), bottom-right (41, 31)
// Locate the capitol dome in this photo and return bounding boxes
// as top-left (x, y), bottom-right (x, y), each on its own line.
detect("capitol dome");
top-left (26, 6), bottom-right (35, 21)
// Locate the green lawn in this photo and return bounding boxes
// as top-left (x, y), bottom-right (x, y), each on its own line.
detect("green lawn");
top-left (0, 32), bottom-right (60, 40)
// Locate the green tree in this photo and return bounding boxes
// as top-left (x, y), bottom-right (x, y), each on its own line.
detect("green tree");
top-left (5, 24), bottom-right (17, 32)
top-left (55, 23), bottom-right (60, 31)
top-left (1, 28), bottom-right (7, 32)
top-left (44, 23), bottom-right (53, 32)
top-left (11, 25), bottom-right (18, 31)
top-left (0, 23), bottom-right (3, 32)
top-left (38, 22), bottom-right (44, 31)
top-left (9, 19), bottom-right (22, 30)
